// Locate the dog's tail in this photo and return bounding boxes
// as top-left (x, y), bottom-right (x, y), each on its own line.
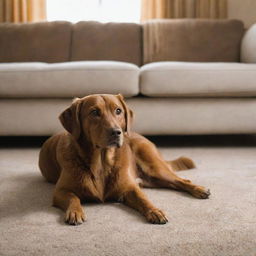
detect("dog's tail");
top-left (166, 156), bottom-right (196, 171)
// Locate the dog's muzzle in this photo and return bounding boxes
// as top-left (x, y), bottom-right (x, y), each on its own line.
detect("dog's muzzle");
top-left (108, 128), bottom-right (123, 148)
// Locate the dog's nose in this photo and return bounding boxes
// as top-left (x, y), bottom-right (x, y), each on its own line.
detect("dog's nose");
top-left (110, 128), bottom-right (122, 137)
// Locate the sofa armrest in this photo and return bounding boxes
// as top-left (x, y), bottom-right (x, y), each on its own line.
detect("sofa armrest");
top-left (241, 24), bottom-right (256, 63)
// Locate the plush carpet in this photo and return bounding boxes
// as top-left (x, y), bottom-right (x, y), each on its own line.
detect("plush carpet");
top-left (0, 137), bottom-right (256, 256)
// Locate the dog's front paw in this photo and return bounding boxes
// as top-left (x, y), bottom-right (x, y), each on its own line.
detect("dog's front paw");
top-left (65, 207), bottom-right (86, 225)
top-left (145, 208), bottom-right (168, 224)
top-left (191, 186), bottom-right (211, 199)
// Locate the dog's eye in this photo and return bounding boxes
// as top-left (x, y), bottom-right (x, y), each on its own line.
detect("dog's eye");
top-left (115, 108), bottom-right (122, 115)
top-left (91, 109), bottom-right (100, 117)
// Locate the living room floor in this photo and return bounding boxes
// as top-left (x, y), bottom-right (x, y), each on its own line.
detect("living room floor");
top-left (0, 136), bottom-right (255, 256)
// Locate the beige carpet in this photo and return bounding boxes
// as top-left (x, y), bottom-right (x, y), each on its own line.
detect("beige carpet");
top-left (0, 141), bottom-right (256, 256)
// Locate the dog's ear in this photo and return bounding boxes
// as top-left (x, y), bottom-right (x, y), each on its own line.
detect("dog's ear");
top-left (117, 94), bottom-right (133, 134)
top-left (59, 98), bottom-right (82, 140)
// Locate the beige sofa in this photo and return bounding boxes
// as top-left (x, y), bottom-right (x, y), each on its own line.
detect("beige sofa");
top-left (0, 19), bottom-right (256, 136)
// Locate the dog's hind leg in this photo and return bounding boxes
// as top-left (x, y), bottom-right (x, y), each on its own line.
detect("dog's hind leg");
top-left (130, 134), bottom-right (210, 199)
top-left (166, 156), bottom-right (196, 171)
top-left (39, 135), bottom-right (62, 184)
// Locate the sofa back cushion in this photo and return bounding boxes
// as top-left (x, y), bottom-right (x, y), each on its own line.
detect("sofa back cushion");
top-left (143, 19), bottom-right (244, 64)
top-left (0, 21), bottom-right (72, 63)
top-left (71, 21), bottom-right (142, 66)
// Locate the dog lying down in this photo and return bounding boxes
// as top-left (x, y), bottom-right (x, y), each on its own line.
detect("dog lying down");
top-left (39, 94), bottom-right (210, 225)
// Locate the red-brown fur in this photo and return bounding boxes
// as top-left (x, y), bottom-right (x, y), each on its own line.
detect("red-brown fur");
top-left (39, 94), bottom-right (210, 225)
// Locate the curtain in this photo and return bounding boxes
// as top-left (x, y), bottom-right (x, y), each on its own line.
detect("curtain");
top-left (0, 0), bottom-right (46, 23)
top-left (141, 0), bottom-right (227, 21)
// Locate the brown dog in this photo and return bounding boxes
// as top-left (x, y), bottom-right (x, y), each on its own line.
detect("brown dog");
top-left (39, 94), bottom-right (210, 225)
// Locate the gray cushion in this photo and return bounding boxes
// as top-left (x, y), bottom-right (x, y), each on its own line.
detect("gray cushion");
top-left (143, 19), bottom-right (244, 64)
top-left (0, 21), bottom-right (72, 63)
top-left (71, 21), bottom-right (142, 66)
top-left (0, 61), bottom-right (139, 98)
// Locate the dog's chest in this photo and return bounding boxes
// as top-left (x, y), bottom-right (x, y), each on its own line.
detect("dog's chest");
top-left (81, 148), bottom-right (117, 202)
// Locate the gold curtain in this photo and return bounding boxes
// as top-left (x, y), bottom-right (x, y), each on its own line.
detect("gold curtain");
top-left (0, 0), bottom-right (46, 23)
top-left (141, 0), bottom-right (227, 21)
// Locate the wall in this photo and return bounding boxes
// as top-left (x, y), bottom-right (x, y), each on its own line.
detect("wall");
top-left (228, 0), bottom-right (256, 28)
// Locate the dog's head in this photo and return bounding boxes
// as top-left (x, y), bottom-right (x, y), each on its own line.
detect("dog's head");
top-left (59, 94), bottom-right (133, 148)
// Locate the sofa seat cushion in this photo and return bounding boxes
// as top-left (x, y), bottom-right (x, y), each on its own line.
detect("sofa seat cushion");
top-left (0, 61), bottom-right (139, 98)
top-left (140, 62), bottom-right (256, 97)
